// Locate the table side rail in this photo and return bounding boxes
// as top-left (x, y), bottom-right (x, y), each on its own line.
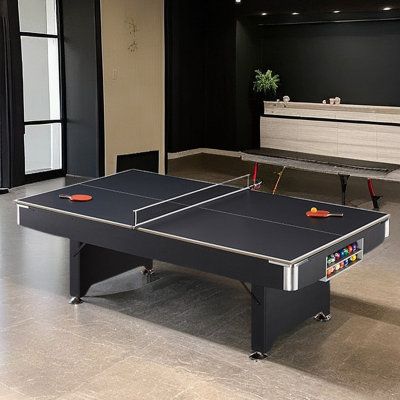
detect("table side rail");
top-left (17, 205), bottom-right (287, 290)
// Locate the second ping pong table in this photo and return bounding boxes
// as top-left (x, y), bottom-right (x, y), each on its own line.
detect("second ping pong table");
top-left (16, 169), bottom-right (389, 358)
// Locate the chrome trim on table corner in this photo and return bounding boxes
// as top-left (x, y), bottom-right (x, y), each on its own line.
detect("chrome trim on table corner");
top-left (16, 204), bottom-right (29, 226)
top-left (385, 219), bottom-right (390, 238)
top-left (283, 264), bottom-right (299, 291)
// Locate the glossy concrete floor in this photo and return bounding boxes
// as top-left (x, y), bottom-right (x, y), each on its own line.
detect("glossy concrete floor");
top-left (0, 155), bottom-right (399, 400)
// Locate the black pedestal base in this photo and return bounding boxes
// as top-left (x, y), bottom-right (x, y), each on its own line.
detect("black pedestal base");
top-left (70, 241), bottom-right (152, 299)
top-left (251, 281), bottom-right (330, 354)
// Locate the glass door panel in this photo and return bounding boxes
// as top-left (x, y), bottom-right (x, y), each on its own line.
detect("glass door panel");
top-left (21, 36), bottom-right (60, 121)
top-left (18, 0), bottom-right (57, 35)
top-left (24, 123), bottom-right (61, 174)
top-left (18, 0), bottom-right (64, 179)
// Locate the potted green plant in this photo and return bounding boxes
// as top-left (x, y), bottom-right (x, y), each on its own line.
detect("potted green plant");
top-left (253, 69), bottom-right (280, 99)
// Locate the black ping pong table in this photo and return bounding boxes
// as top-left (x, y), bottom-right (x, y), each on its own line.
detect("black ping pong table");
top-left (16, 169), bottom-right (390, 358)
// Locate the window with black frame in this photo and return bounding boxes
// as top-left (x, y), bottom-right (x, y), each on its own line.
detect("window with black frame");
top-left (18, 0), bottom-right (64, 180)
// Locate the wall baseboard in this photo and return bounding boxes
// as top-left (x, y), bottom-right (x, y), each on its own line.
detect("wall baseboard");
top-left (168, 148), bottom-right (240, 160)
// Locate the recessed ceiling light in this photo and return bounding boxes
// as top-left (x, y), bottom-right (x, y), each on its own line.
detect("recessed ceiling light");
top-left (292, 12), bottom-right (299, 15)
top-left (383, 7), bottom-right (392, 11)
top-left (261, 12), bottom-right (268, 16)
top-left (333, 10), bottom-right (341, 14)
top-left (235, 0), bottom-right (241, 4)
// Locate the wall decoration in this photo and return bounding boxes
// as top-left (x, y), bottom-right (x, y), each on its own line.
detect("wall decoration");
top-left (125, 17), bottom-right (138, 53)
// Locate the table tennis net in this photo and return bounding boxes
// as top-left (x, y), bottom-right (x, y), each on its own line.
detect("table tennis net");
top-left (132, 174), bottom-right (253, 228)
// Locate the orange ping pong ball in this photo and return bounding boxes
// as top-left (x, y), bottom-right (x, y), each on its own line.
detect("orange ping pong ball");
top-left (310, 207), bottom-right (318, 213)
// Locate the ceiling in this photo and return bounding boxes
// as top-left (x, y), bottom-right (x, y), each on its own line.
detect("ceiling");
top-left (235, 0), bottom-right (400, 24)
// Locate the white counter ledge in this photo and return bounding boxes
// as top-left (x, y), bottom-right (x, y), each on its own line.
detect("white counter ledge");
top-left (264, 101), bottom-right (400, 124)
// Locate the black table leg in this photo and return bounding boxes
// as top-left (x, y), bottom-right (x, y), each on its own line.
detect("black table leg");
top-left (339, 174), bottom-right (350, 205)
top-left (367, 178), bottom-right (382, 210)
top-left (69, 240), bottom-right (152, 304)
top-left (250, 281), bottom-right (330, 358)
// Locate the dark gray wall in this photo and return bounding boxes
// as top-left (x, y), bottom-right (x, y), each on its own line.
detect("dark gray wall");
top-left (235, 21), bottom-right (261, 150)
top-left (62, 0), bottom-right (104, 178)
top-left (165, 0), bottom-right (236, 153)
top-left (260, 21), bottom-right (400, 106)
top-left (234, 19), bottom-right (400, 151)
top-left (204, 0), bottom-right (236, 151)
top-left (165, 0), bottom-right (207, 153)
top-left (167, 4), bottom-right (400, 153)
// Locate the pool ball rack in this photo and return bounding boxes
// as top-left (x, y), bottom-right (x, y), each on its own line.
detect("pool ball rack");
top-left (321, 239), bottom-right (364, 282)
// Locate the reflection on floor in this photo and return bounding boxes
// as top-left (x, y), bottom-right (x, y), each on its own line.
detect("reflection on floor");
top-left (0, 155), bottom-right (399, 400)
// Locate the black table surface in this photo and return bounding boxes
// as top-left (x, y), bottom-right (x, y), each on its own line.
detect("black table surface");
top-left (17, 170), bottom-right (388, 263)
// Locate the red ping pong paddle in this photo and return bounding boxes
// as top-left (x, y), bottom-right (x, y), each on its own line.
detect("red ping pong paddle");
top-left (59, 194), bottom-right (93, 202)
top-left (306, 210), bottom-right (343, 218)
